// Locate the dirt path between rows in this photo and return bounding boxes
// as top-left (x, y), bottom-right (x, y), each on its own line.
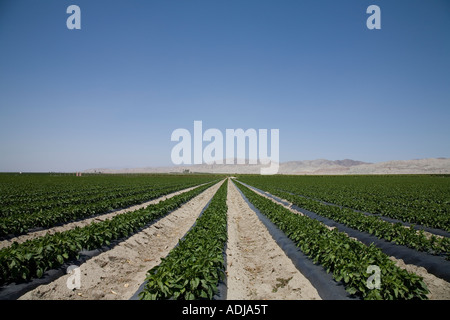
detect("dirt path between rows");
top-left (18, 180), bottom-right (224, 300)
top-left (238, 180), bottom-right (450, 300)
top-left (225, 180), bottom-right (321, 300)
top-left (0, 184), bottom-right (207, 250)
top-left (391, 257), bottom-right (450, 300)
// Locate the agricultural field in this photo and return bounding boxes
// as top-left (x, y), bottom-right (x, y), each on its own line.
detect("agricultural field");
top-left (0, 173), bottom-right (449, 300)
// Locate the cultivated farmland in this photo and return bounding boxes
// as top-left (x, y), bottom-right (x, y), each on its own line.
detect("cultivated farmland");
top-left (0, 173), bottom-right (449, 300)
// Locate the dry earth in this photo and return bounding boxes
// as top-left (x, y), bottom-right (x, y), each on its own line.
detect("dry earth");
top-left (0, 183), bottom-right (207, 250)
top-left (225, 180), bottom-right (320, 300)
top-left (13, 177), bottom-right (449, 300)
top-left (240, 181), bottom-right (450, 300)
top-left (18, 180), bottom-right (224, 300)
top-left (390, 257), bottom-right (450, 300)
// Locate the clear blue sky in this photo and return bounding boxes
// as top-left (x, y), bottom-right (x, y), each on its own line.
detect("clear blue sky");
top-left (1, 0), bottom-right (449, 172)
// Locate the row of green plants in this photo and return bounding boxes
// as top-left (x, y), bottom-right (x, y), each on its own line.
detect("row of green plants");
top-left (0, 181), bottom-right (218, 285)
top-left (277, 190), bottom-right (450, 258)
top-left (0, 180), bottom-right (215, 237)
top-left (237, 175), bottom-right (450, 231)
top-left (0, 174), bottom-right (165, 206)
top-left (0, 175), bottom-right (218, 213)
top-left (237, 180), bottom-right (450, 258)
top-left (0, 184), bottom-right (116, 208)
top-left (234, 180), bottom-right (429, 300)
top-left (0, 174), bottom-right (219, 215)
top-left (139, 180), bottom-right (228, 300)
top-left (0, 184), bottom-right (168, 217)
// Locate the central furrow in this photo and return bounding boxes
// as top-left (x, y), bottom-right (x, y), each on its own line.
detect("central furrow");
top-left (225, 179), bottom-right (321, 300)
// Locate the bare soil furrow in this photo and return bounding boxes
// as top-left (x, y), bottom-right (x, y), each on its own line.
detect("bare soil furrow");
top-left (0, 184), bottom-right (206, 250)
top-left (238, 180), bottom-right (450, 300)
top-left (225, 179), bottom-right (320, 300)
top-left (18, 180), bottom-right (224, 300)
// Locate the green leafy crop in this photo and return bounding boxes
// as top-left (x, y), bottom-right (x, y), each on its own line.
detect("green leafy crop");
top-left (0, 181), bottom-right (217, 285)
top-left (139, 180), bottom-right (228, 300)
top-left (234, 180), bottom-right (429, 300)
top-left (0, 174), bottom-right (218, 237)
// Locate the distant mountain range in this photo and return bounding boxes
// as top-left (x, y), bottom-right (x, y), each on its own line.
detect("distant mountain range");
top-left (84, 158), bottom-right (450, 175)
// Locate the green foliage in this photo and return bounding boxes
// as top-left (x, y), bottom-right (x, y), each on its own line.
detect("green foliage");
top-left (139, 180), bottom-right (228, 300)
top-left (279, 191), bottom-right (450, 257)
top-left (237, 175), bottom-right (450, 258)
top-left (0, 174), bottom-right (219, 237)
top-left (234, 180), bottom-right (430, 300)
top-left (0, 181), bottom-right (217, 285)
top-left (237, 175), bottom-right (450, 232)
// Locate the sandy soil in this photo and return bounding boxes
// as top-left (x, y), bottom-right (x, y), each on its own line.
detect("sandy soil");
top-left (390, 257), bottom-right (450, 300)
top-left (225, 180), bottom-right (321, 300)
top-left (18, 180), bottom-right (224, 300)
top-left (240, 181), bottom-right (450, 300)
top-left (0, 184), bottom-right (206, 250)
top-left (238, 182), bottom-right (335, 232)
top-left (13, 178), bottom-right (449, 300)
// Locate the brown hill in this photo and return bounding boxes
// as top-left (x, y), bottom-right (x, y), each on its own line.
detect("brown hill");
top-left (84, 158), bottom-right (450, 175)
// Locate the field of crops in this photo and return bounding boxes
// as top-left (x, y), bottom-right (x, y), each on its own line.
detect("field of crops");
top-left (237, 175), bottom-right (450, 231)
top-left (0, 173), bottom-right (449, 301)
